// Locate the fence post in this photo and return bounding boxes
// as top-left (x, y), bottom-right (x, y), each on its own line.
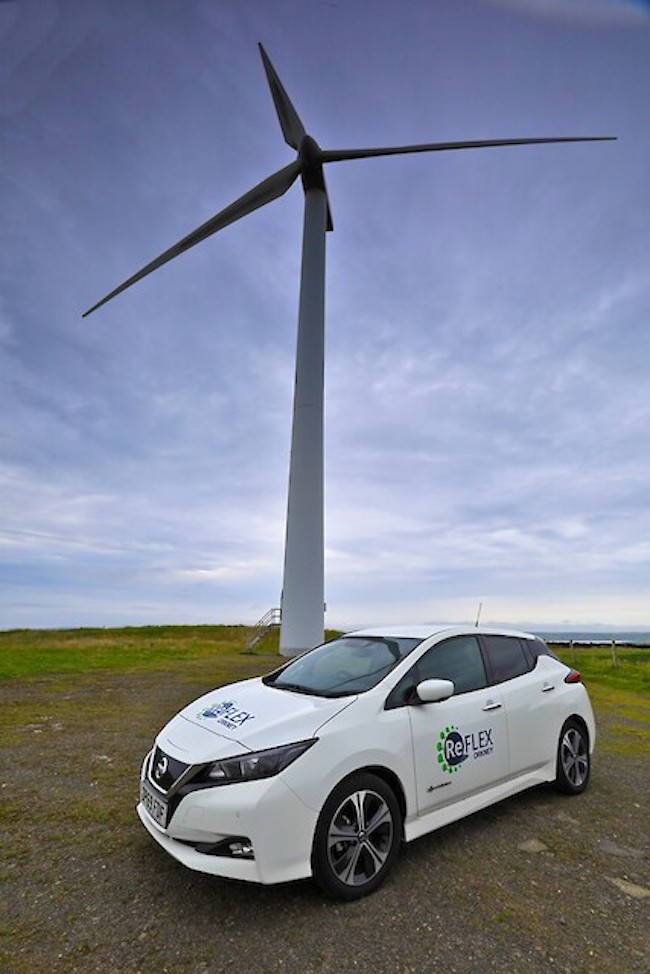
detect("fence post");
top-left (611, 639), bottom-right (618, 669)
top-left (570, 639), bottom-right (575, 665)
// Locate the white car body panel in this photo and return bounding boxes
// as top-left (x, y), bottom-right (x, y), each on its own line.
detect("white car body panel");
top-left (138, 774), bottom-right (318, 883)
top-left (175, 677), bottom-right (356, 751)
top-left (403, 761), bottom-right (558, 843)
top-left (408, 685), bottom-right (509, 816)
top-left (137, 625), bottom-right (596, 887)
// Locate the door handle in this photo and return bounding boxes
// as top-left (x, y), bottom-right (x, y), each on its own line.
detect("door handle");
top-left (541, 683), bottom-right (555, 693)
top-left (482, 700), bottom-right (502, 711)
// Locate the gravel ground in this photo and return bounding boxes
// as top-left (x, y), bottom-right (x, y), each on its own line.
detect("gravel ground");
top-left (1, 667), bottom-right (648, 974)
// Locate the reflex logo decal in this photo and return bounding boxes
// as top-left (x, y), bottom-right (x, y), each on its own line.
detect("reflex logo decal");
top-left (198, 700), bottom-right (255, 730)
top-left (437, 724), bottom-right (494, 775)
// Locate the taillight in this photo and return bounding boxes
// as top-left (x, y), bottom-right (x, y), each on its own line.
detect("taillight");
top-left (564, 669), bottom-right (582, 684)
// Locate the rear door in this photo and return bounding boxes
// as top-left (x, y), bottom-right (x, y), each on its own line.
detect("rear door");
top-left (479, 635), bottom-right (555, 776)
top-left (407, 635), bottom-right (509, 816)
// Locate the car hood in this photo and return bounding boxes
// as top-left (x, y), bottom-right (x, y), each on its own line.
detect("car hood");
top-left (158, 677), bottom-right (356, 760)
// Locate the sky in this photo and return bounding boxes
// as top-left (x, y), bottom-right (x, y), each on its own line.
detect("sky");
top-left (1, 0), bottom-right (649, 634)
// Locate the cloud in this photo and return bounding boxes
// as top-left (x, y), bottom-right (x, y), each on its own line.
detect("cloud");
top-left (1, 0), bottom-right (648, 632)
top-left (481, 0), bottom-right (650, 27)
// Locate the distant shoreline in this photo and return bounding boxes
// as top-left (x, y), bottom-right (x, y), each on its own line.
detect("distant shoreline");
top-left (1, 622), bottom-right (649, 647)
top-left (544, 639), bottom-right (649, 648)
top-left (536, 631), bottom-right (650, 647)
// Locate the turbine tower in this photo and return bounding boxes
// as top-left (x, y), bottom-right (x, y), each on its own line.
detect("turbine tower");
top-left (84, 44), bottom-right (614, 656)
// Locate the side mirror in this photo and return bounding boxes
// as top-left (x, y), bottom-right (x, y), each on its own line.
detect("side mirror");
top-left (414, 678), bottom-right (455, 704)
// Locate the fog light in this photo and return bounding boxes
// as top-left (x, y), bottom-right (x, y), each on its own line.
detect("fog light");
top-left (196, 836), bottom-right (255, 859)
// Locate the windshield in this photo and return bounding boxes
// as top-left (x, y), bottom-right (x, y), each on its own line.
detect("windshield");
top-left (264, 635), bottom-right (423, 697)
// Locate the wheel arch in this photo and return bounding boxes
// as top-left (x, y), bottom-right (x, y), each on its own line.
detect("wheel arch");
top-left (563, 713), bottom-right (590, 747)
top-left (325, 765), bottom-right (407, 838)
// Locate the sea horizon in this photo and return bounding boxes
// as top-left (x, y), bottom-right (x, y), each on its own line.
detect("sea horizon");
top-left (534, 629), bottom-right (650, 645)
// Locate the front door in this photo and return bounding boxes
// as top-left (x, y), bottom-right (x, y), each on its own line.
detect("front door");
top-left (407, 635), bottom-right (509, 816)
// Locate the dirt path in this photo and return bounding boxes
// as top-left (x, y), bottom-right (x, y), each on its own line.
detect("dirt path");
top-left (1, 669), bottom-right (648, 974)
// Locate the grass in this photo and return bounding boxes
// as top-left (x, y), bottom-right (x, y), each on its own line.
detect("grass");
top-left (0, 624), bottom-right (273, 680)
top-left (0, 624), bottom-right (349, 680)
top-left (1, 625), bottom-right (646, 686)
top-left (548, 644), bottom-right (650, 758)
top-left (552, 642), bottom-right (649, 697)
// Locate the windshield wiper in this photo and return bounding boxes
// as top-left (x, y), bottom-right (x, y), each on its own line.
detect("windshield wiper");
top-left (271, 681), bottom-right (326, 697)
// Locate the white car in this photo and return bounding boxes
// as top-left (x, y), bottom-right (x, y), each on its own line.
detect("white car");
top-left (138, 625), bottom-right (595, 899)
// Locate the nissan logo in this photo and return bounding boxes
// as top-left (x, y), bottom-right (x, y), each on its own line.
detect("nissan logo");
top-left (154, 755), bottom-right (168, 781)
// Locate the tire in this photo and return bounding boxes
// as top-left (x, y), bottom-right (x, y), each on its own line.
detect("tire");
top-left (555, 719), bottom-right (590, 794)
top-left (311, 772), bottom-right (402, 900)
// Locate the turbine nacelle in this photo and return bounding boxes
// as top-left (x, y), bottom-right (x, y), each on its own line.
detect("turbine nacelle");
top-left (298, 135), bottom-right (332, 227)
top-left (299, 134), bottom-right (325, 175)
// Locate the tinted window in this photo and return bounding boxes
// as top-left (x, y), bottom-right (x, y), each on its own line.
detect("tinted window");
top-left (384, 671), bottom-right (418, 710)
top-left (416, 636), bottom-right (487, 694)
top-left (482, 636), bottom-right (531, 684)
top-left (525, 637), bottom-right (559, 662)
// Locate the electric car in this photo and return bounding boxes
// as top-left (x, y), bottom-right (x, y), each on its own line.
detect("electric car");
top-left (138, 625), bottom-right (594, 899)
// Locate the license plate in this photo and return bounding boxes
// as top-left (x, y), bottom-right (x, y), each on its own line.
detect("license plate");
top-left (141, 778), bottom-right (169, 828)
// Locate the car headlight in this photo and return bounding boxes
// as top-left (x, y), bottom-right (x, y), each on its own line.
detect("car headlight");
top-left (203, 739), bottom-right (316, 784)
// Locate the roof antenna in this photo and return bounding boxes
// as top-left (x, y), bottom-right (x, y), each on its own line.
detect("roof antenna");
top-left (474, 602), bottom-right (483, 627)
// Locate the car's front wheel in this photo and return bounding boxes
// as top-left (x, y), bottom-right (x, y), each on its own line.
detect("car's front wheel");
top-left (311, 772), bottom-right (402, 900)
top-left (555, 719), bottom-right (590, 794)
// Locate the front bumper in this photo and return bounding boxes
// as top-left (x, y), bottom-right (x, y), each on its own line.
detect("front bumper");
top-left (137, 771), bottom-right (318, 885)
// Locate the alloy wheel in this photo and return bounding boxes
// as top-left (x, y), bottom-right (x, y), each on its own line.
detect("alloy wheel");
top-left (560, 726), bottom-right (589, 789)
top-left (326, 788), bottom-right (394, 888)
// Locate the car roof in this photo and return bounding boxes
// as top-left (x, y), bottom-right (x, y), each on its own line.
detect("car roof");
top-left (346, 624), bottom-right (537, 641)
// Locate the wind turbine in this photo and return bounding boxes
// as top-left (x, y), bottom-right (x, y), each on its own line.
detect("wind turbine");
top-left (84, 44), bottom-right (614, 656)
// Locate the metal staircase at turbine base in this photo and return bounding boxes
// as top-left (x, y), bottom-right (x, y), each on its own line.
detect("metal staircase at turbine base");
top-left (244, 607), bottom-right (282, 654)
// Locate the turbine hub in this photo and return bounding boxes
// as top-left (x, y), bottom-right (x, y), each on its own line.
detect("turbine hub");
top-left (299, 135), bottom-right (326, 194)
top-left (299, 135), bottom-right (323, 171)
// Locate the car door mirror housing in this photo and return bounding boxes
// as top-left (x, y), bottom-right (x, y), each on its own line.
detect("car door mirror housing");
top-left (414, 679), bottom-right (455, 703)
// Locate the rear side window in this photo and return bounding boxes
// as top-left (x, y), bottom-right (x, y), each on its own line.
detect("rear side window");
top-left (481, 635), bottom-right (531, 684)
top-left (416, 635), bottom-right (488, 694)
top-left (525, 637), bottom-right (559, 662)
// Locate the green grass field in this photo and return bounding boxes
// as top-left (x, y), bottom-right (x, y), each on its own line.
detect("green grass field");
top-left (1, 625), bottom-right (647, 692)
top-left (0, 624), bottom-right (343, 681)
top-left (0, 624), bottom-right (257, 680)
top-left (550, 643), bottom-right (649, 755)
top-left (552, 642), bottom-right (649, 697)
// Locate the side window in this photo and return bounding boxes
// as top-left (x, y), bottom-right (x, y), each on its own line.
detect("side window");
top-left (482, 636), bottom-right (531, 684)
top-left (416, 636), bottom-right (487, 695)
top-left (525, 637), bottom-right (559, 662)
top-left (384, 671), bottom-right (418, 710)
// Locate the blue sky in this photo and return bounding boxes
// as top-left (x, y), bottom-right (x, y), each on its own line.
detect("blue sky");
top-left (1, 0), bottom-right (649, 632)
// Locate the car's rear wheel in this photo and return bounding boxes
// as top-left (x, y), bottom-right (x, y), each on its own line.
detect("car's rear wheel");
top-left (312, 772), bottom-right (402, 900)
top-left (555, 719), bottom-right (590, 794)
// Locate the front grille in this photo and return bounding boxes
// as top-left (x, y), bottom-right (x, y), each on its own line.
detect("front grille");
top-left (148, 746), bottom-right (190, 794)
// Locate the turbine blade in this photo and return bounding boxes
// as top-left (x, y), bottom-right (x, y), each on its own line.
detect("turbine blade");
top-left (259, 43), bottom-right (306, 150)
top-left (83, 160), bottom-right (301, 316)
top-left (321, 135), bottom-right (616, 163)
